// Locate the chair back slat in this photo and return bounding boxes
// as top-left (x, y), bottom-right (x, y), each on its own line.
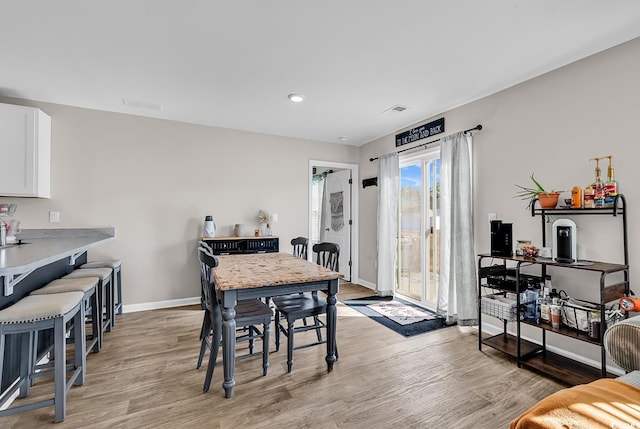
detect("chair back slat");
top-left (312, 242), bottom-right (340, 272)
top-left (291, 237), bottom-right (308, 259)
top-left (198, 242), bottom-right (221, 323)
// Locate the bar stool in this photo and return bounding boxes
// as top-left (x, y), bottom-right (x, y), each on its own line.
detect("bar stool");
top-left (63, 267), bottom-right (114, 334)
top-left (80, 259), bottom-right (122, 320)
top-left (30, 277), bottom-right (102, 353)
top-left (0, 291), bottom-right (86, 423)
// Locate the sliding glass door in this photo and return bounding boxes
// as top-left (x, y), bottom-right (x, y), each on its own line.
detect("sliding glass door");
top-left (397, 150), bottom-right (440, 309)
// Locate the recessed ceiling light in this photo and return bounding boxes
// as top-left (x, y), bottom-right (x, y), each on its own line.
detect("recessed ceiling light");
top-left (288, 93), bottom-right (305, 103)
top-left (338, 136), bottom-right (347, 141)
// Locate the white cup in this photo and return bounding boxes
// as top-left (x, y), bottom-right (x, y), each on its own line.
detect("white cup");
top-left (539, 247), bottom-right (552, 258)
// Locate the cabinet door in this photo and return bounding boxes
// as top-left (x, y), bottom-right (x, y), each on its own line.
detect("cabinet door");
top-left (0, 103), bottom-right (51, 198)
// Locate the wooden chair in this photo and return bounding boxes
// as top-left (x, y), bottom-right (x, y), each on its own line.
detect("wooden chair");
top-left (273, 242), bottom-right (339, 372)
top-left (291, 236), bottom-right (308, 259)
top-left (197, 243), bottom-right (272, 393)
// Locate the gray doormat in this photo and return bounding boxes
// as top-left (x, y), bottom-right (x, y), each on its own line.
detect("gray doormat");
top-left (342, 296), bottom-right (448, 337)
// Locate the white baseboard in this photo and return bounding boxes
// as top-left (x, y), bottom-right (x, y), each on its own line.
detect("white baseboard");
top-left (480, 322), bottom-right (624, 376)
top-left (123, 296), bottom-right (201, 314)
top-left (353, 278), bottom-right (375, 290)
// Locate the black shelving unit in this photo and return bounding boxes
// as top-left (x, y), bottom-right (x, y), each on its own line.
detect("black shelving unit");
top-left (478, 194), bottom-right (629, 386)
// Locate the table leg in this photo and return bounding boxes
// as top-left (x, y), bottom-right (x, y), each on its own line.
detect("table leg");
top-left (221, 291), bottom-right (237, 398)
top-left (325, 278), bottom-right (338, 371)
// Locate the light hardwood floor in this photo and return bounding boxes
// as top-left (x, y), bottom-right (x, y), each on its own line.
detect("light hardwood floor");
top-left (3, 283), bottom-right (563, 428)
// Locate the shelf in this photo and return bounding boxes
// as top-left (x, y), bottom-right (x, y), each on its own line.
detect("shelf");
top-left (482, 333), bottom-right (542, 358)
top-left (520, 351), bottom-right (615, 386)
top-left (477, 253), bottom-right (627, 273)
top-left (531, 194), bottom-right (625, 217)
top-left (519, 319), bottom-right (601, 345)
top-left (532, 207), bottom-right (624, 216)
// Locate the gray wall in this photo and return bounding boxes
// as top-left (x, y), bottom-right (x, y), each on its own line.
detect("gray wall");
top-left (359, 36), bottom-right (640, 365)
top-left (0, 100), bottom-right (359, 307)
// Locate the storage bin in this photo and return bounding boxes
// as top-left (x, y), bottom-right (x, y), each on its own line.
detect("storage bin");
top-left (481, 293), bottom-right (518, 322)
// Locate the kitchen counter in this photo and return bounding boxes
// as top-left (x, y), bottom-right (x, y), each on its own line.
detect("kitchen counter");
top-left (0, 228), bottom-right (115, 296)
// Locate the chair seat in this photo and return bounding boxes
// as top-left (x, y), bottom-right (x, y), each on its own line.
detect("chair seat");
top-left (235, 299), bottom-right (273, 322)
top-left (272, 294), bottom-right (326, 318)
top-left (0, 292), bottom-right (85, 323)
top-left (64, 267), bottom-right (112, 281)
top-left (81, 259), bottom-right (121, 269)
top-left (31, 277), bottom-right (99, 295)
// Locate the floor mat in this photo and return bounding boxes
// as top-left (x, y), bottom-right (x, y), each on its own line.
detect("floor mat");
top-left (341, 296), bottom-right (448, 337)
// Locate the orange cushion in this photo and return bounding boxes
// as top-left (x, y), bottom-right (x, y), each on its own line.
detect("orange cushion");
top-left (510, 378), bottom-right (640, 429)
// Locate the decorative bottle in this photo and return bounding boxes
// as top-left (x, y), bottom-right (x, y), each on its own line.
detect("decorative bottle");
top-left (590, 157), bottom-right (605, 208)
top-left (233, 224), bottom-right (244, 237)
top-left (203, 215), bottom-right (216, 238)
top-left (604, 155), bottom-right (619, 209)
top-left (571, 186), bottom-right (582, 209)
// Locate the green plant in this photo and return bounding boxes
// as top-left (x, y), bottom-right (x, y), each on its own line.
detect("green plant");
top-left (515, 174), bottom-right (561, 208)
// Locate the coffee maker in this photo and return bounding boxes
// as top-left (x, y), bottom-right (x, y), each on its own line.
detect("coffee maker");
top-left (490, 220), bottom-right (513, 257)
top-left (552, 219), bottom-right (577, 263)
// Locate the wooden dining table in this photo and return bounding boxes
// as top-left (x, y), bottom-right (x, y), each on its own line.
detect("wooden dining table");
top-left (213, 252), bottom-right (341, 398)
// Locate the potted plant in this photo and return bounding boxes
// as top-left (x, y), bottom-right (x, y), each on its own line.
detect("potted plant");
top-left (515, 174), bottom-right (562, 209)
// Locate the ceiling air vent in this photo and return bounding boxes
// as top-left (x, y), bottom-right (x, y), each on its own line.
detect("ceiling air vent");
top-left (122, 98), bottom-right (164, 111)
top-left (382, 104), bottom-right (410, 114)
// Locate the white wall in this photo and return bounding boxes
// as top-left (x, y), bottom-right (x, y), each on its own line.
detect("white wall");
top-left (359, 37), bottom-right (640, 365)
top-left (0, 99), bottom-right (359, 307)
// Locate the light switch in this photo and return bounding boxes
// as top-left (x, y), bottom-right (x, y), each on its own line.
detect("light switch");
top-left (49, 211), bottom-right (60, 223)
top-left (272, 213), bottom-right (278, 222)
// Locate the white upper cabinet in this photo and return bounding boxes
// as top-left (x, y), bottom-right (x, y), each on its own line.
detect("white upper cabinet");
top-left (0, 103), bottom-right (51, 198)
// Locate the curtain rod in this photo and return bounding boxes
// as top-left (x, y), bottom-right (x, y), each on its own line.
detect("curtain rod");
top-left (369, 124), bottom-right (483, 162)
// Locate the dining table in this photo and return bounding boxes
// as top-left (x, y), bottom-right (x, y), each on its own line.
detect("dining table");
top-left (213, 252), bottom-right (341, 398)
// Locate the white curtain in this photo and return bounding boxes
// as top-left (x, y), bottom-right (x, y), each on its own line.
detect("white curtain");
top-left (376, 153), bottom-right (399, 296)
top-left (438, 132), bottom-right (478, 326)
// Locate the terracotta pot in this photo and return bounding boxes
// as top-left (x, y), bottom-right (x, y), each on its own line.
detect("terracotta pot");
top-left (537, 192), bottom-right (560, 209)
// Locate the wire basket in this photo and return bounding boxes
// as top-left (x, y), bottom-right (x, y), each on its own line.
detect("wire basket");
top-left (561, 298), bottom-right (624, 333)
top-left (481, 293), bottom-right (518, 322)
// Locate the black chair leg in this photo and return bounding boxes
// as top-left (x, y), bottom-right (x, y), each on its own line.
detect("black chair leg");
top-left (313, 316), bottom-right (323, 342)
top-left (274, 310), bottom-right (281, 352)
top-left (203, 328), bottom-right (221, 393)
top-left (287, 319), bottom-right (294, 373)
top-left (196, 315), bottom-right (211, 369)
top-left (262, 321), bottom-right (270, 376)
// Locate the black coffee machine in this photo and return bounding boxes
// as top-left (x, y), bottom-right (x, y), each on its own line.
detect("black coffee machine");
top-left (491, 220), bottom-right (513, 257)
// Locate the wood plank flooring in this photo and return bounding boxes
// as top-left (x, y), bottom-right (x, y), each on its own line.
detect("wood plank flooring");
top-left (2, 283), bottom-right (563, 428)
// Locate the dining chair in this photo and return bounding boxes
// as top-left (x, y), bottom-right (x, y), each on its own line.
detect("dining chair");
top-left (273, 242), bottom-right (339, 372)
top-left (291, 236), bottom-right (308, 259)
top-left (197, 243), bottom-right (272, 393)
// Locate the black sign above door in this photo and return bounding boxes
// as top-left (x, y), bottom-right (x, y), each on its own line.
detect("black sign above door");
top-left (395, 117), bottom-right (445, 147)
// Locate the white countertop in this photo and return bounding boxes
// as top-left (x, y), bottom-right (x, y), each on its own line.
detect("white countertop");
top-left (0, 228), bottom-right (115, 276)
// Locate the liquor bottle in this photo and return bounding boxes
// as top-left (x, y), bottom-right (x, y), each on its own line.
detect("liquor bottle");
top-left (604, 155), bottom-right (619, 209)
top-left (590, 157), bottom-right (605, 208)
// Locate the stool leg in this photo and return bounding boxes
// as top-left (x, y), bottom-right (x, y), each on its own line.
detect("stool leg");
top-left (105, 279), bottom-right (114, 333)
top-left (73, 305), bottom-right (86, 386)
top-left (53, 317), bottom-right (66, 423)
top-left (116, 266), bottom-right (123, 316)
top-left (90, 289), bottom-right (101, 353)
top-left (18, 332), bottom-right (31, 398)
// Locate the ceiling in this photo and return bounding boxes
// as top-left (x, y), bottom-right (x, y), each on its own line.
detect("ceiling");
top-left (2, 1), bottom-right (640, 146)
